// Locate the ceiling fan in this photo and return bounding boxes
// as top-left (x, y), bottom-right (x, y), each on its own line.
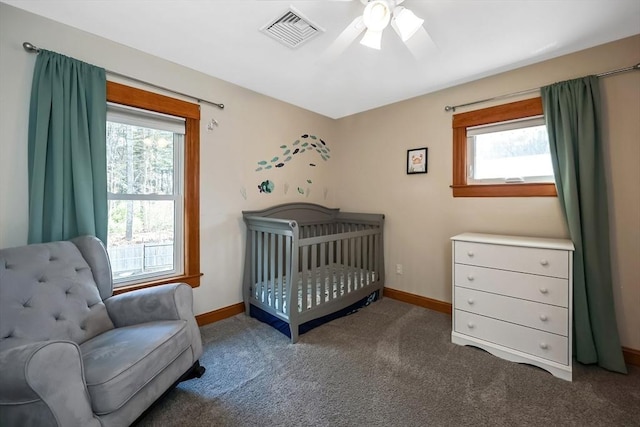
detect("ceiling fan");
top-left (322, 0), bottom-right (434, 60)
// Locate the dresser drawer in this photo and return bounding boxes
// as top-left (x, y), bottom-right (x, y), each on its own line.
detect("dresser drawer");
top-left (454, 241), bottom-right (569, 278)
top-left (454, 310), bottom-right (568, 365)
top-left (454, 264), bottom-right (569, 307)
top-left (455, 287), bottom-right (568, 336)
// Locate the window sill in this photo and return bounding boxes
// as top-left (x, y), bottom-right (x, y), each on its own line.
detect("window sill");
top-left (112, 272), bottom-right (202, 295)
top-left (451, 183), bottom-right (557, 197)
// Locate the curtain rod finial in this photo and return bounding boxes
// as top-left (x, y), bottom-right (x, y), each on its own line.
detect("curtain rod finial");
top-left (23, 42), bottom-right (40, 53)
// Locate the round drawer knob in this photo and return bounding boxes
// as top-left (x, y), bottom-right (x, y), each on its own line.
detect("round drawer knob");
top-left (539, 342), bottom-right (548, 350)
top-left (467, 322), bottom-right (475, 329)
top-left (540, 259), bottom-right (549, 266)
top-left (467, 251), bottom-right (474, 257)
top-left (467, 298), bottom-right (475, 305)
top-left (539, 288), bottom-right (549, 294)
top-left (467, 275), bottom-right (474, 281)
top-left (539, 314), bottom-right (548, 322)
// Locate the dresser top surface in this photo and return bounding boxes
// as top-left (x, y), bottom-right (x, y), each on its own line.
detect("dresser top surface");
top-left (451, 232), bottom-right (575, 251)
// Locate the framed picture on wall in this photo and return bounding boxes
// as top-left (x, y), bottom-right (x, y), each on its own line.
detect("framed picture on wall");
top-left (407, 147), bottom-right (428, 174)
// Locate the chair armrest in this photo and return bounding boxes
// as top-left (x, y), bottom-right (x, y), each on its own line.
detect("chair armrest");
top-left (0, 341), bottom-right (100, 427)
top-left (105, 283), bottom-right (194, 326)
top-left (105, 283), bottom-right (203, 360)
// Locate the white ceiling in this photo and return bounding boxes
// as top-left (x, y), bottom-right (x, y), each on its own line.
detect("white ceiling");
top-left (4, 0), bottom-right (640, 118)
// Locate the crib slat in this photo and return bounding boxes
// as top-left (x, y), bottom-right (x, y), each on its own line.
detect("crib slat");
top-left (338, 238), bottom-right (342, 293)
top-left (270, 232), bottom-right (276, 310)
top-left (361, 226), bottom-right (367, 286)
top-left (345, 225), bottom-right (351, 292)
top-left (319, 242), bottom-right (326, 304)
top-left (347, 232), bottom-right (353, 293)
top-left (361, 229), bottom-right (366, 286)
top-left (339, 226), bottom-right (345, 294)
top-left (361, 229), bottom-right (367, 286)
top-left (357, 228), bottom-right (363, 289)
top-left (301, 245), bottom-right (309, 311)
top-left (368, 233), bottom-right (373, 284)
top-left (256, 231), bottom-right (263, 301)
top-left (310, 244), bottom-right (317, 308)
top-left (276, 234), bottom-right (282, 312)
top-left (327, 242), bottom-right (333, 302)
top-left (352, 234), bottom-right (357, 291)
top-left (335, 236), bottom-right (341, 296)
top-left (350, 236), bottom-right (356, 292)
top-left (251, 230), bottom-right (257, 299)
top-left (344, 235), bottom-right (351, 293)
top-left (263, 232), bottom-right (269, 304)
top-left (285, 235), bottom-right (291, 314)
top-left (371, 232), bottom-right (376, 284)
top-left (375, 232), bottom-right (380, 281)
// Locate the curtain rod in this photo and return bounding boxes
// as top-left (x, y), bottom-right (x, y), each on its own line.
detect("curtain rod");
top-left (443, 63), bottom-right (640, 112)
top-left (22, 42), bottom-right (224, 110)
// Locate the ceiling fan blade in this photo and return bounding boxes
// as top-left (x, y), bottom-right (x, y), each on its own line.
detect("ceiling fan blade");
top-left (402, 26), bottom-right (438, 61)
top-left (360, 28), bottom-right (383, 50)
top-left (318, 15), bottom-right (366, 64)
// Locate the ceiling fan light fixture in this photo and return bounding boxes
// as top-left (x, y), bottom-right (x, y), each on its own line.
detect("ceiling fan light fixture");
top-left (362, 0), bottom-right (391, 32)
top-left (391, 6), bottom-right (424, 42)
top-left (360, 28), bottom-right (383, 50)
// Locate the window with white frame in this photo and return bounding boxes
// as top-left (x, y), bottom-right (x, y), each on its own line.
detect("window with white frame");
top-left (106, 104), bottom-right (185, 286)
top-left (467, 116), bottom-right (554, 184)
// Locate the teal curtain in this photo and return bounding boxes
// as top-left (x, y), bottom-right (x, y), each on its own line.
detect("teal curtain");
top-left (541, 76), bottom-right (626, 374)
top-left (28, 50), bottom-right (107, 244)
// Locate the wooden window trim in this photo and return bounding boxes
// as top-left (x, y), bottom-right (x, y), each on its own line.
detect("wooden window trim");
top-left (107, 81), bottom-right (202, 294)
top-left (452, 97), bottom-right (557, 197)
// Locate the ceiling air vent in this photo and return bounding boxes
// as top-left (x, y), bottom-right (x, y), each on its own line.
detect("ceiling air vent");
top-left (261, 7), bottom-right (324, 49)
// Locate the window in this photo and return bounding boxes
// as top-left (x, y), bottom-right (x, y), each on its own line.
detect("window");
top-left (467, 116), bottom-right (553, 184)
top-left (106, 81), bottom-right (201, 291)
top-left (106, 106), bottom-right (184, 284)
top-left (451, 97), bottom-right (557, 197)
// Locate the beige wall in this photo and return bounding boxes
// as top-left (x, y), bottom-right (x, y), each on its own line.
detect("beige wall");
top-left (1, 4), bottom-right (638, 350)
top-left (0, 4), bottom-right (338, 315)
top-left (333, 35), bottom-right (640, 350)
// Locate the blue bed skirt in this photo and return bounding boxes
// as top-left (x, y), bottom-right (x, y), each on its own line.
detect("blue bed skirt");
top-left (249, 290), bottom-right (380, 339)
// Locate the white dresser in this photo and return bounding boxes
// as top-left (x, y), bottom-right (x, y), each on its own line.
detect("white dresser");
top-left (451, 233), bottom-right (574, 381)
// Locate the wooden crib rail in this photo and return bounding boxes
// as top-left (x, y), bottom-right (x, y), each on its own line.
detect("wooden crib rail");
top-left (299, 226), bottom-right (379, 247)
top-left (337, 211), bottom-right (385, 226)
top-left (243, 203), bottom-right (340, 226)
top-left (244, 215), bottom-right (298, 235)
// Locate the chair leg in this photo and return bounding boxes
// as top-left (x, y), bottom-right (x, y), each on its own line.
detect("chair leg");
top-left (180, 360), bottom-right (206, 382)
top-left (193, 361), bottom-right (206, 378)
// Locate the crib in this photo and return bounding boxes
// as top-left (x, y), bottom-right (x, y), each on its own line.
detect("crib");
top-left (242, 203), bottom-right (385, 342)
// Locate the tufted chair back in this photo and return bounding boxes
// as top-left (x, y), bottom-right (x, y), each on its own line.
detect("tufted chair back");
top-left (0, 236), bottom-right (115, 352)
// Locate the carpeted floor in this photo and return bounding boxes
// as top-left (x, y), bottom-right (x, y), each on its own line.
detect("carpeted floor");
top-left (137, 298), bottom-right (640, 427)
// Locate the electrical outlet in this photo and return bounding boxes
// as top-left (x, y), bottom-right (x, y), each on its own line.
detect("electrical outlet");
top-left (396, 264), bottom-right (403, 275)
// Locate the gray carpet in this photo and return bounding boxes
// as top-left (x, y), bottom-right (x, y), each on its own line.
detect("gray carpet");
top-left (137, 298), bottom-right (640, 426)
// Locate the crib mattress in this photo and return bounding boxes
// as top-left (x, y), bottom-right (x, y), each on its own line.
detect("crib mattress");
top-left (253, 263), bottom-right (377, 313)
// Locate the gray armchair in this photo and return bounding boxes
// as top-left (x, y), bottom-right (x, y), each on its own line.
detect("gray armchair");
top-left (0, 236), bottom-right (205, 426)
